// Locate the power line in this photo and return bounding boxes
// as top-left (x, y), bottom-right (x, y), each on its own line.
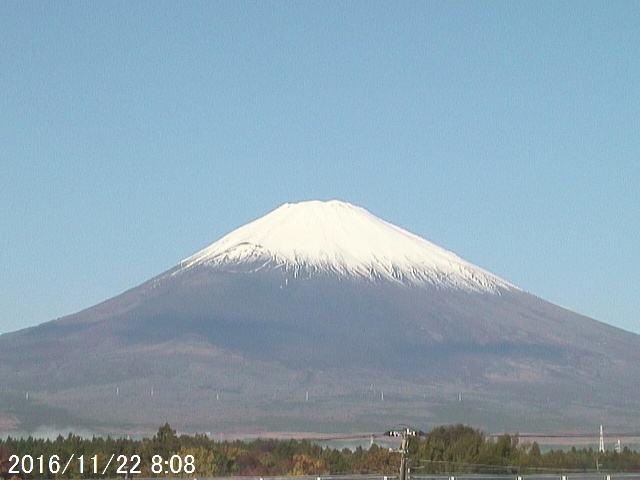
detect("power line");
top-left (413, 458), bottom-right (604, 474)
top-left (492, 432), bottom-right (640, 439)
top-left (307, 433), bottom-right (389, 442)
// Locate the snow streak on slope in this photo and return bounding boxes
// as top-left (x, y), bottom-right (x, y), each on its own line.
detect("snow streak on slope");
top-left (179, 200), bottom-right (518, 293)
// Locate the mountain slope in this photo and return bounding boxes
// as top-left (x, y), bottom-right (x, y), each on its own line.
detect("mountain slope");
top-left (1, 200), bottom-right (639, 436)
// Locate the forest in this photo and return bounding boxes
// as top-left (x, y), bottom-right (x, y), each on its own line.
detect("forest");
top-left (2, 423), bottom-right (640, 478)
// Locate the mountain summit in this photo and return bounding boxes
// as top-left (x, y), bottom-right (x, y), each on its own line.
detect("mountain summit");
top-left (180, 200), bottom-right (515, 293)
top-left (2, 200), bottom-right (640, 436)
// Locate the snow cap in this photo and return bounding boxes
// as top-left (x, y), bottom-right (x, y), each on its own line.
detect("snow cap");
top-left (180, 200), bottom-right (517, 293)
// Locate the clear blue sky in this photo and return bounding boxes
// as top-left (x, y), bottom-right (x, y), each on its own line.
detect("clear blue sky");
top-left (1, 1), bottom-right (638, 335)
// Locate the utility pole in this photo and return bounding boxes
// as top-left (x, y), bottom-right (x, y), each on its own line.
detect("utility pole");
top-left (386, 427), bottom-right (424, 480)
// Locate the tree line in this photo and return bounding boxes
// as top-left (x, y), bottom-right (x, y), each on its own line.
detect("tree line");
top-left (1, 423), bottom-right (639, 478)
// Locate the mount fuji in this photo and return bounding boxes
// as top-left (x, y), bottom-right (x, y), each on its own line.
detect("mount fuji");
top-left (2, 200), bottom-right (640, 436)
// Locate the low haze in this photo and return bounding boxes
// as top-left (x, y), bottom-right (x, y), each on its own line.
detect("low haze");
top-left (1, 1), bottom-right (638, 335)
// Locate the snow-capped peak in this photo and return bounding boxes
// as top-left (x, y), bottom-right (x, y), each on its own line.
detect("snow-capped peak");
top-left (179, 200), bottom-right (517, 293)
